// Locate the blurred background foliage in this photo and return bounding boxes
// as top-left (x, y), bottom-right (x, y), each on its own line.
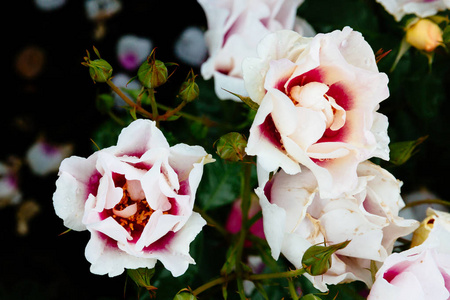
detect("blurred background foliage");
top-left (3, 0), bottom-right (449, 299)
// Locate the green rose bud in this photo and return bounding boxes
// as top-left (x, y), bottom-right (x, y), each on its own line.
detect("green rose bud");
top-left (178, 70), bottom-right (199, 102)
top-left (301, 240), bottom-right (350, 276)
top-left (137, 49), bottom-right (175, 89)
top-left (173, 289), bottom-right (197, 300)
top-left (215, 132), bottom-right (247, 162)
top-left (82, 46), bottom-right (113, 83)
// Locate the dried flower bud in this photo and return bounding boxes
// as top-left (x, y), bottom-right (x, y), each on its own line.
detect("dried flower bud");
top-left (301, 240), bottom-right (350, 276)
top-left (406, 19), bottom-right (443, 52)
top-left (82, 46), bottom-right (113, 83)
top-left (137, 49), bottom-right (170, 89)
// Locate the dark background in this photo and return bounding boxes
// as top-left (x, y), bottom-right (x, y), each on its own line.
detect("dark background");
top-left (3, 1), bottom-right (207, 299)
top-left (3, 0), bottom-right (450, 299)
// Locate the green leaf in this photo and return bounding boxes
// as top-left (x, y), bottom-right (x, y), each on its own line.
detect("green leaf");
top-left (95, 93), bottom-right (114, 113)
top-left (222, 88), bottom-right (260, 111)
top-left (196, 159), bottom-right (241, 211)
top-left (220, 246), bottom-right (237, 276)
top-left (443, 23), bottom-right (450, 45)
top-left (389, 135), bottom-right (428, 166)
top-left (301, 294), bottom-right (322, 300)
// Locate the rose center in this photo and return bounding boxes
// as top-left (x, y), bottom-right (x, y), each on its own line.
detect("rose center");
top-left (289, 82), bottom-right (346, 132)
top-left (112, 184), bottom-right (154, 232)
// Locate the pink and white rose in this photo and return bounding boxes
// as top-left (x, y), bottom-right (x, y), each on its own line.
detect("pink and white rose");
top-left (368, 209), bottom-right (450, 300)
top-left (197, 0), bottom-right (310, 100)
top-left (376, 0), bottom-right (450, 21)
top-left (244, 27), bottom-right (390, 198)
top-left (256, 160), bottom-right (419, 291)
top-left (53, 119), bottom-right (214, 277)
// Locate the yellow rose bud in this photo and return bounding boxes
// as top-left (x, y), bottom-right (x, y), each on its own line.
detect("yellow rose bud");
top-left (405, 19), bottom-right (443, 52)
top-left (410, 214), bottom-right (435, 247)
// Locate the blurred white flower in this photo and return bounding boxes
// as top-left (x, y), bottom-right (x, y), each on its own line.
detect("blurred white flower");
top-left (26, 139), bottom-right (73, 176)
top-left (117, 35), bottom-right (153, 71)
top-left (0, 158), bottom-right (22, 208)
top-left (85, 0), bottom-right (122, 20)
top-left (376, 0), bottom-right (450, 21)
top-left (34, 0), bottom-right (66, 11)
top-left (174, 26), bottom-right (208, 67)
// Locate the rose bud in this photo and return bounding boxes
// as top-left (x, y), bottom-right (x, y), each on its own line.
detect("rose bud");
top-left (137, 49), bottom-right (175, 89)
top-left (178, 70), bottom-right (200, 102)
top-left (406, 18), bottom-right (443, 52)
top-left (301, 240), bottom-right (350, 276)
top-left (82, 47), bottom-right (113, 83)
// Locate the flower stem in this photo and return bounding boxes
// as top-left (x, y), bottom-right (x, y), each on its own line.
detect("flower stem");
top-left (401, 198), bottom-right (450, 210)
top-left (247, 268), bottom-right (306, 281)
top-left (156, 103), bottom-right (218, 127)
top-left (191, 268), bottom-right (307, 297)
top-left (287, 278), bottom-right (300, 300)
top-left (191, 274), bottom-right (236, 296)
top-left (156, 100), bottom-right (187, 121)
top-left (147, 88), bottom-right (159, 127)
top-left (106, 79), bottom-right (153, 119)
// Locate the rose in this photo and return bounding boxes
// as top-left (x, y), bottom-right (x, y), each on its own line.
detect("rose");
top-left (405, 18), bottom-right (443, 52)
top-left (197, 0), bottom-right (309, 100)
top-left (368, 211), bottom-right (450, 300)
top-left (375, 0), bottom-right (450, 21)
top-left (53, 119), bottom-right (214, 277)
top-left (368, 247), bottom-right (450, 300)
top-left (256, 160), bottom-right (419, 291)
top-left (244, 27), bottom-right (390, 198)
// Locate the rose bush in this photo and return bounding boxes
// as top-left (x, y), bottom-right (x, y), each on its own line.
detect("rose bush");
top-left (368, 209), bottom-right (450, 299)
top-left (256, 160), bottom-right (419, 291)
top-left (53, 119), bottom-right (214, 277)
top-left (197, 0), bottom-right (310, 100)
top-left (244, 27), bottom-right (390, 198)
